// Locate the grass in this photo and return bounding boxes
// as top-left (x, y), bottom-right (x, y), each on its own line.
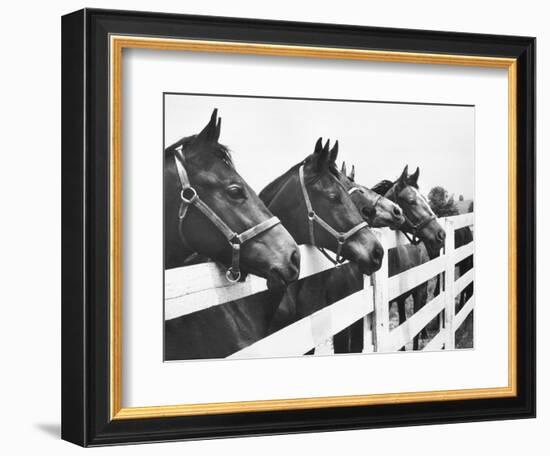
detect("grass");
top-left (388, 272), bottom-right (474, 351)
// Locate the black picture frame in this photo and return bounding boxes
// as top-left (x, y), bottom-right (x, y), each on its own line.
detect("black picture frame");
top-left (62, 8), bottom-right (535, 447)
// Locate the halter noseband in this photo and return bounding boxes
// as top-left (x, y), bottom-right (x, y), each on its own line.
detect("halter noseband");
top-left (385, 185), bottom-right (436, 245)
top-left (299, 164), bottom-right (368, 266)
top-left (348, 186), bottom-right (382, 218)
top-left (174, 150), bottom-right (281, 283)
top-left (397, 215), bottom-right (436, 245)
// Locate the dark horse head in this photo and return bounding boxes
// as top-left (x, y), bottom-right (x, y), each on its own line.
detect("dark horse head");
top-left (260, 138), bottom-right (383, 275)
top-left (372, 166), bottom-right (446, 257)
top-left (164, 109), bottom-right (300, 290)
top-left (339, 161), bottom-right (405, 229)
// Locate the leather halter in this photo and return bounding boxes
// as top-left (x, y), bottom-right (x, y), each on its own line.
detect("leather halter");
top-left (348, 186), bottom-right (382, 216)
top-left (298, 164), bottom-right (368, 265)
top-left (174, 150), bottom-right (281, 283)
top-left (385, 185), bottom-right (436, 245)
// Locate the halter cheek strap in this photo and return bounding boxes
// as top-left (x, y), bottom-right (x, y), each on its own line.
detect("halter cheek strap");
top-left (369, 193), bottom-right (382, 211)
top-left (299, 165), bottom-right (368, 265)
top-left (174, 151), bottom-right (281, 283)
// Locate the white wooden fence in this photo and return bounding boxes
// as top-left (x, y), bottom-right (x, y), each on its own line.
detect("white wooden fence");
top-left (165, 213), bottom-right (474, 358)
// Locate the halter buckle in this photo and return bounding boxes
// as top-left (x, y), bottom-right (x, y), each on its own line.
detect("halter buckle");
top-left (180, 187), bottom-right (197, 204)
top-left (225, 269), bottom-right (241, 283)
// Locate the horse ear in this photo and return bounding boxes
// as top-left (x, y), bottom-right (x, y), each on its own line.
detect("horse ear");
top-left (215, 117), bottom-right (222, 142)
top-left (341, 161), bottom-right (347, 176)
top-left (322, 139), bottom-right (330, 155)
top-left (408, 166), bottom-right (420, 186)
top-left (311, 139), bottom-right (331, 172)
top-left (398, 165), bottom-right (409, 187)
top-left (195, 109), bottom-right (220, 144)
top-left (309, 138), bottom-right (333, 173)
top-left (314, 137), bottom-right (323, 154)
top-left (329, 140), bottom-right (339, 163)
top-left (349, 164), bottom-right (355, 182)
top-left (320, 139), bottom-right (331, 169)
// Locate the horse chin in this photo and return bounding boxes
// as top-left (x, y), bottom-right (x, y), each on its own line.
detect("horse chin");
top-left (367, 217), bottom-right (383, 228)
top-left (350, 254), bottom-right (382, 276)
top-left (265, 270), bottom-right (291, 291)
top-left (370, 215), bottom-right (405, 230)
top-left (357, 261), bottom-right (379, 276)
top-left (424, 241), bottom-right (443, 258)
top-left (380, 215), bottom-right (405, 230)
top-left (391, 216), bottom-right (406, 230)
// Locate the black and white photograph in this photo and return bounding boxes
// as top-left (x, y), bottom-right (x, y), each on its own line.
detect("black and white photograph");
top-left (163, 94), bottom-right (475, 361)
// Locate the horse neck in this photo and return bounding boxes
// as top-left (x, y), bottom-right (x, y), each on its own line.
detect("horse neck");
top-left (388, 243), bottom-right (429, 277)
top-left (262, 170), bottom-right (309, 244)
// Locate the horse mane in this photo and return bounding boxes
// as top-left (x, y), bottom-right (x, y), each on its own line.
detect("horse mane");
top-left (259, 162), bottom-right (303, 206)
top-left (372, 171), bottom-right (420, 195)
top-left (165, 134), bottom-right (234, 169)
top-left (371, 179), bottom-right (395, 195)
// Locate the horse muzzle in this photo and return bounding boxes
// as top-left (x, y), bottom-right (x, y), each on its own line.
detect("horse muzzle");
top-left (344, 235), bottom-right (384, 275)
top-left (265, 247), bottom-right (301, 290)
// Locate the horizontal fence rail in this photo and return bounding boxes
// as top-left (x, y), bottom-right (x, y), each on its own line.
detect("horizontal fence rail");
top-left (165, 213), bottom-right (475, 357)
top-left (229, 282), bottom-right (374, 359)
top-left (165, 245), bottom-right (341, 320)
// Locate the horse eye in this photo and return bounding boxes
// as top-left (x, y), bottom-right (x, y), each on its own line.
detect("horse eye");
top-left (328, 192), bottom-right (340, 202)
top-left (226, 185), bottom-right (246, 199)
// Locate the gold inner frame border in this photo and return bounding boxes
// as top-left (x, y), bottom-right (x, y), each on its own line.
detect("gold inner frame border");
top-left (109, 35), bottom-right (517, 420)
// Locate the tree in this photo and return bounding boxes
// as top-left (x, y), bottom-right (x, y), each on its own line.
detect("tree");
top-left (428, 186), bottom-right (447, 208)
top-left (428, 186), bottom-right (459, 217)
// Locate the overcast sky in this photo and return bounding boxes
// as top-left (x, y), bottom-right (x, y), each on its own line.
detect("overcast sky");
top-left (165, 94), bottom-right (474, 200)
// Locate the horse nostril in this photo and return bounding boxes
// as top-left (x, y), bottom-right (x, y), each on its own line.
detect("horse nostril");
top-left (437, 229), bottom-right (446, 242)
top-left (290, 248), bottom-right (301, 271)
top-left (393, 206), bottom-right (402, 217)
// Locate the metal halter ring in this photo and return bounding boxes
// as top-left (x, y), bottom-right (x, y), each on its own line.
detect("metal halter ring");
top-left (225, 269), bottom-right (241, 283)
top-left (180, 187), bottom-right (198, 204)
top-left (308, 211), bottom-right (316, 221)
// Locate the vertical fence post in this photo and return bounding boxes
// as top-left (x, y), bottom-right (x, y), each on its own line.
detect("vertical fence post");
top-left (372, 229), bottom-right (390, 353)
top-left (444, 218), bottom-right (456, 350)
top-left (313, 337), bottom-right (334, 355)
top-left (313, 311), bottom-right (334, 355)
top-left (362, 274), bottom-right (375, 353)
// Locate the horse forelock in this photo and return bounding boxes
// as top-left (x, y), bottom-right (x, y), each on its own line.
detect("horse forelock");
top-left (372, 171), bottom-right (421, 197)
top-left (371, 180), bottom-right (394, 195)
top-left (213, 144), bottom-right (234, 168)
top-left (165, 134), bottom-right (234, 169)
